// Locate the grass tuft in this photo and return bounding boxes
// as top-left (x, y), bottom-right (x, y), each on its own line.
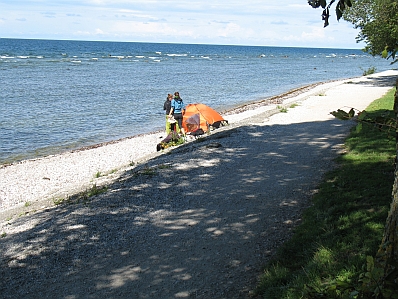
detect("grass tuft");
top-left (277, 105), bottom-right (288, 113)
top-left (362, 66), bottom-right (376, 76)
top-left (52, 184), bottom-right (108, 206)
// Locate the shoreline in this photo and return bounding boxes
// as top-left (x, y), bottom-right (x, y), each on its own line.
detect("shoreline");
top-left (0, 79), bottom-right (336, 169)
top-left (1, 70), bottom-right (396, 217)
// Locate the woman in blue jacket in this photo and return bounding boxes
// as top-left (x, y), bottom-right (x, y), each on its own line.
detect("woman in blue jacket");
top-left (168, 91), bottom-right (186, 135)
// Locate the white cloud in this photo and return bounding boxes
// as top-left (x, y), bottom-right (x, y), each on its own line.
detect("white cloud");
top-left (217, 23), bottom-right (241, 38)
top-left (95, 28), bottom-right (105, 34)
top-left (301, 27), bottom-right (327, 40)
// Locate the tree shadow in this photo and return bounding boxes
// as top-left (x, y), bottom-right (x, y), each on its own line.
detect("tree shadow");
top-left (0, 117), bottom-right (364, 299)
top-left (348, 72), bottom-right (397, 87)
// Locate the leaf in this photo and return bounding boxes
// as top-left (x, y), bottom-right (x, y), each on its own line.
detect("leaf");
top-left (366, 256), bottom-right (375, 272)
top-left (336, 4), bottom-right (343, 20)
top-left (308, 0), bottom-right (321, 8)
top-left (348, 108), bottom-right (355, 118)
top-left (330, 109), bottom-right (354, 120)
top-left (320, 0), bottom-right (327, 8)
top-left (382, 48), bottom-right (389, 59)
top-left (350, 290), bottom-right (359, 297)
top-left (345, 0), bottom-right (352, 7)
top-left (322, 8), bottom-right (330, 27)
top-left (336, 11), bottom-right (342, 21)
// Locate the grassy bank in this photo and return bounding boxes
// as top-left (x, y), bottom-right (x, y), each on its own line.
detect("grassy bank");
top-left (254, 87), bottom-right (396, 298)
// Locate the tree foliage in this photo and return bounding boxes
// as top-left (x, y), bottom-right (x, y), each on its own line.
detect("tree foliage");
top-left (308, 0), bottom-right (398, 63)
top-left (308, 0), bottom-right (352, 27)
top-left (344, 0), bottom-right (398, 61)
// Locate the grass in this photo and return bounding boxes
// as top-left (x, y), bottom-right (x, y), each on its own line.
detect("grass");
top-left (362, 66), bottom-right (377, 76)
top-left (277, 105), bottom-right (288, 113)
top-left (52, 184), bottom-right (108, 206)
top-left (159, 133), bottom-right (185, 150)
top-left (277, 103), bottom-right (299, 113)
top-left (254, 88), bottom-right (396, 298)
top-left (94, 169), bottom-right (118, 179)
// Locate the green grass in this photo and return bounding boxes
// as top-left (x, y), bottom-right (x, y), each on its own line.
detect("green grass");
top-left (52, 184), bottom-right (108, 206)
top-left (254, 88), bottom-right (396, 298)
top-left (94, 169), bottom-right (118, 179)
top-left (277, 105), bottom-right (288, 113)
top-left (362, 66), bottom-right (377, 76)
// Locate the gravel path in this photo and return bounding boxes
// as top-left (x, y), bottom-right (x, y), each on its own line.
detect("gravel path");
top-left (1, 71), bottom-right (397, 299)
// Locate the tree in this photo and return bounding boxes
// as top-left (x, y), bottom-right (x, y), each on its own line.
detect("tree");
top-left (308, 0), bottom-right (398, 63)
top-left (344, 0), bottom-right (398, 61)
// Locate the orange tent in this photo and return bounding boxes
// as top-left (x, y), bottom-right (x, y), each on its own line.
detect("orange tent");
top-left (182, 103), bottom-right (227, 133)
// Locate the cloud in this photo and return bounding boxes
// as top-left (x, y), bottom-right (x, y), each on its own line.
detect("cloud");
top-left (301, 27), bottom-right (327, 40)
top-left (271, 20), bottom-right (288, 25)
top-left (42, 12), bottom-right (57, 18)
top-left (217, 22), bottom-right (241, 38)
top-left (95, 28), bottom-right (105, 34)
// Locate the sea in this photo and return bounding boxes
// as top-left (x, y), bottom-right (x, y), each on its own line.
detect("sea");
top-left (0, 38), bottom-right (394, 165)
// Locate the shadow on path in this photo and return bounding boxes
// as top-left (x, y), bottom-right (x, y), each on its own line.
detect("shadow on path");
top-left (0, 113), bottom-right (367, 298)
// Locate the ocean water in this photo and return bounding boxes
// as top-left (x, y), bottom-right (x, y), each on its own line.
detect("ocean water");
top-left (0, 38), bottom-right (393, 165)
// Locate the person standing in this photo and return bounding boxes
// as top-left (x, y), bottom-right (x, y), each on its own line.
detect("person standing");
top-left (163, 93), bottom-right (174, 134)
top-left (169, 91), bottom-right (186, 135)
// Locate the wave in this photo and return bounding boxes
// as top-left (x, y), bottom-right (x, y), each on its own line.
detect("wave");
top-left (166, 54), bottom-right (188, 57)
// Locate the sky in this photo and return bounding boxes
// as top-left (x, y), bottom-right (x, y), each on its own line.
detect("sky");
top-left (0, 0), bottom-right (364, 49)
